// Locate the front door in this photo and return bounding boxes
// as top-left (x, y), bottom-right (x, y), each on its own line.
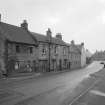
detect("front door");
top-left (59, 59), bottom-right (62, 71)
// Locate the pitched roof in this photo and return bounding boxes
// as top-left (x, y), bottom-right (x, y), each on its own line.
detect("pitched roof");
top-left (70, 44), bottom-right (81, 54)
top-left (76, 45), bottom-right (83, 51)
top-left (31, 32), bottom-right (69, 46)
top-left (0, 22), bottom-right (37, 45)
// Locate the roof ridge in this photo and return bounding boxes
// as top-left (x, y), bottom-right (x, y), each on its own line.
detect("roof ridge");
top-left (31, 32), bottom-right (69, 46)
top-left (0, 21), bottom-right (21, 29)
top-left (71, 44), bottom-right (81, 54)
top-left (0, 22), bottom-right (37, 45)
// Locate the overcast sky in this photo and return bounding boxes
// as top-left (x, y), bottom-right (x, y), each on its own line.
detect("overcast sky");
top-left (0, 0), bottom-right (105, 53)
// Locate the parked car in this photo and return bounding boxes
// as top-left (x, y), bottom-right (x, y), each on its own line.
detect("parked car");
top-left (100, 62), bottom-right (105, 64)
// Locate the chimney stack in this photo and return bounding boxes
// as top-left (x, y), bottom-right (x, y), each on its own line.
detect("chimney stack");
top-left (71, 40), bottom-right (75, 45)
top-left (46, 28), bottom-right (52, 36)
top-left (56, 33), bottom-right (62, 40)
top-left (46, 28), bottom-right (52, 41)
top-left (21, 20), bottom-right (28, 30)
top-left (81, 42), bottom-right (84, 46)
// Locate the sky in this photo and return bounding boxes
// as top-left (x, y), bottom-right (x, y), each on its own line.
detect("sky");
top-left (0, 0), bottom-right (105, 53)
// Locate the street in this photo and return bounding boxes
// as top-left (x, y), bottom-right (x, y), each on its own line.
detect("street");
top-left (0, 61), bottom-right (103, 105)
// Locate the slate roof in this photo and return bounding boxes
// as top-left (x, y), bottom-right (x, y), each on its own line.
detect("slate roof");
top-left (0, 22), bottom-right (37, 45)
top-left (76, 45), bottom-right (82, 51)
top-left (70, 44), bottom-right (82, 54)
top-left (31, 32), bottom-right (69, 46)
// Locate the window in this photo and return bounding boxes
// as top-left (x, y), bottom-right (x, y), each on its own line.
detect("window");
top-left (54, 46), bottom-right (58, 54)
top-left (42, 47), bottom-right (46, 54)
top-left (29, 47), bottom-right (33, 54)
top-left (63, 47), bottom-right (66, 55)
top-left (16, 45), bottom-right (20, 53)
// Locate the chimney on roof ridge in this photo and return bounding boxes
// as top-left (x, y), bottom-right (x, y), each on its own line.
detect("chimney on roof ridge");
top-left (21, 20), bottom-right (28, 30)
top-left (56, 33), bottom-right (62, 40)
top-left (46, 28), bottom-right (52, 40)
top-left (81, 42), bottom-right (84, 46)
top-left (71, 40), bottom-right (75, 45)
top-left (46, 28), bottom-right (52, 36)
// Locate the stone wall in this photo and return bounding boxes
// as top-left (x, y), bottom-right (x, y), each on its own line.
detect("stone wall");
top-left (0, 34), bottom-right (6, 77)
top-left (69, 52), bottom-right (81, 69)
top-left (38, 42), bottom-right (69, 72)
top-left (7, 42), bottom-right (38, 73)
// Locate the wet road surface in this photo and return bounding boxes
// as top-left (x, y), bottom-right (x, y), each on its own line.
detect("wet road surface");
top-left (0, 61), bottom-right (103, 105)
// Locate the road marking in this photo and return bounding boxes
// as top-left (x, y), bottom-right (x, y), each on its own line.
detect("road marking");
top-left (90, 90), bottom-right (105, 97)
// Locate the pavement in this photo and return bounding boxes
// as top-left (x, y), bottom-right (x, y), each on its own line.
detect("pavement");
top-left (70, 68), bottom-right (105, 105)
top-left (0, 69), bottom-right (77, 83)
top-left (0, 63), bottom-right (88, 81)
top-left (90, 67), bottom-right (105, 78)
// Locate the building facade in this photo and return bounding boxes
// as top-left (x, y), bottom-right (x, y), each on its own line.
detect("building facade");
top-left (78, 43), bottom-right (86, 67)
top-left (0, 20), bottom-right (38, 75)
top-left (0, 17), bottom-right (87, 76)
top-left (0, 28), bottom-right (6, 76)
top-left (69, 40), bottom-right (86, 69)
top-left (85, 49), bottom-right (92, 64)
top-left (69, 40), bottom-right (81, 69)
top-left (31, 29), bottom-right (70, 72)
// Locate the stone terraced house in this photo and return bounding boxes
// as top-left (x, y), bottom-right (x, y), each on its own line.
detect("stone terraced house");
top-left (31, 29), bottom-right (70, 72)
top-left (0, 20), bottom-right (38, 75)
top-left (0, 17), bottom-right (87, 77)
top-left (69, 40), bottom-right (86, 69)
